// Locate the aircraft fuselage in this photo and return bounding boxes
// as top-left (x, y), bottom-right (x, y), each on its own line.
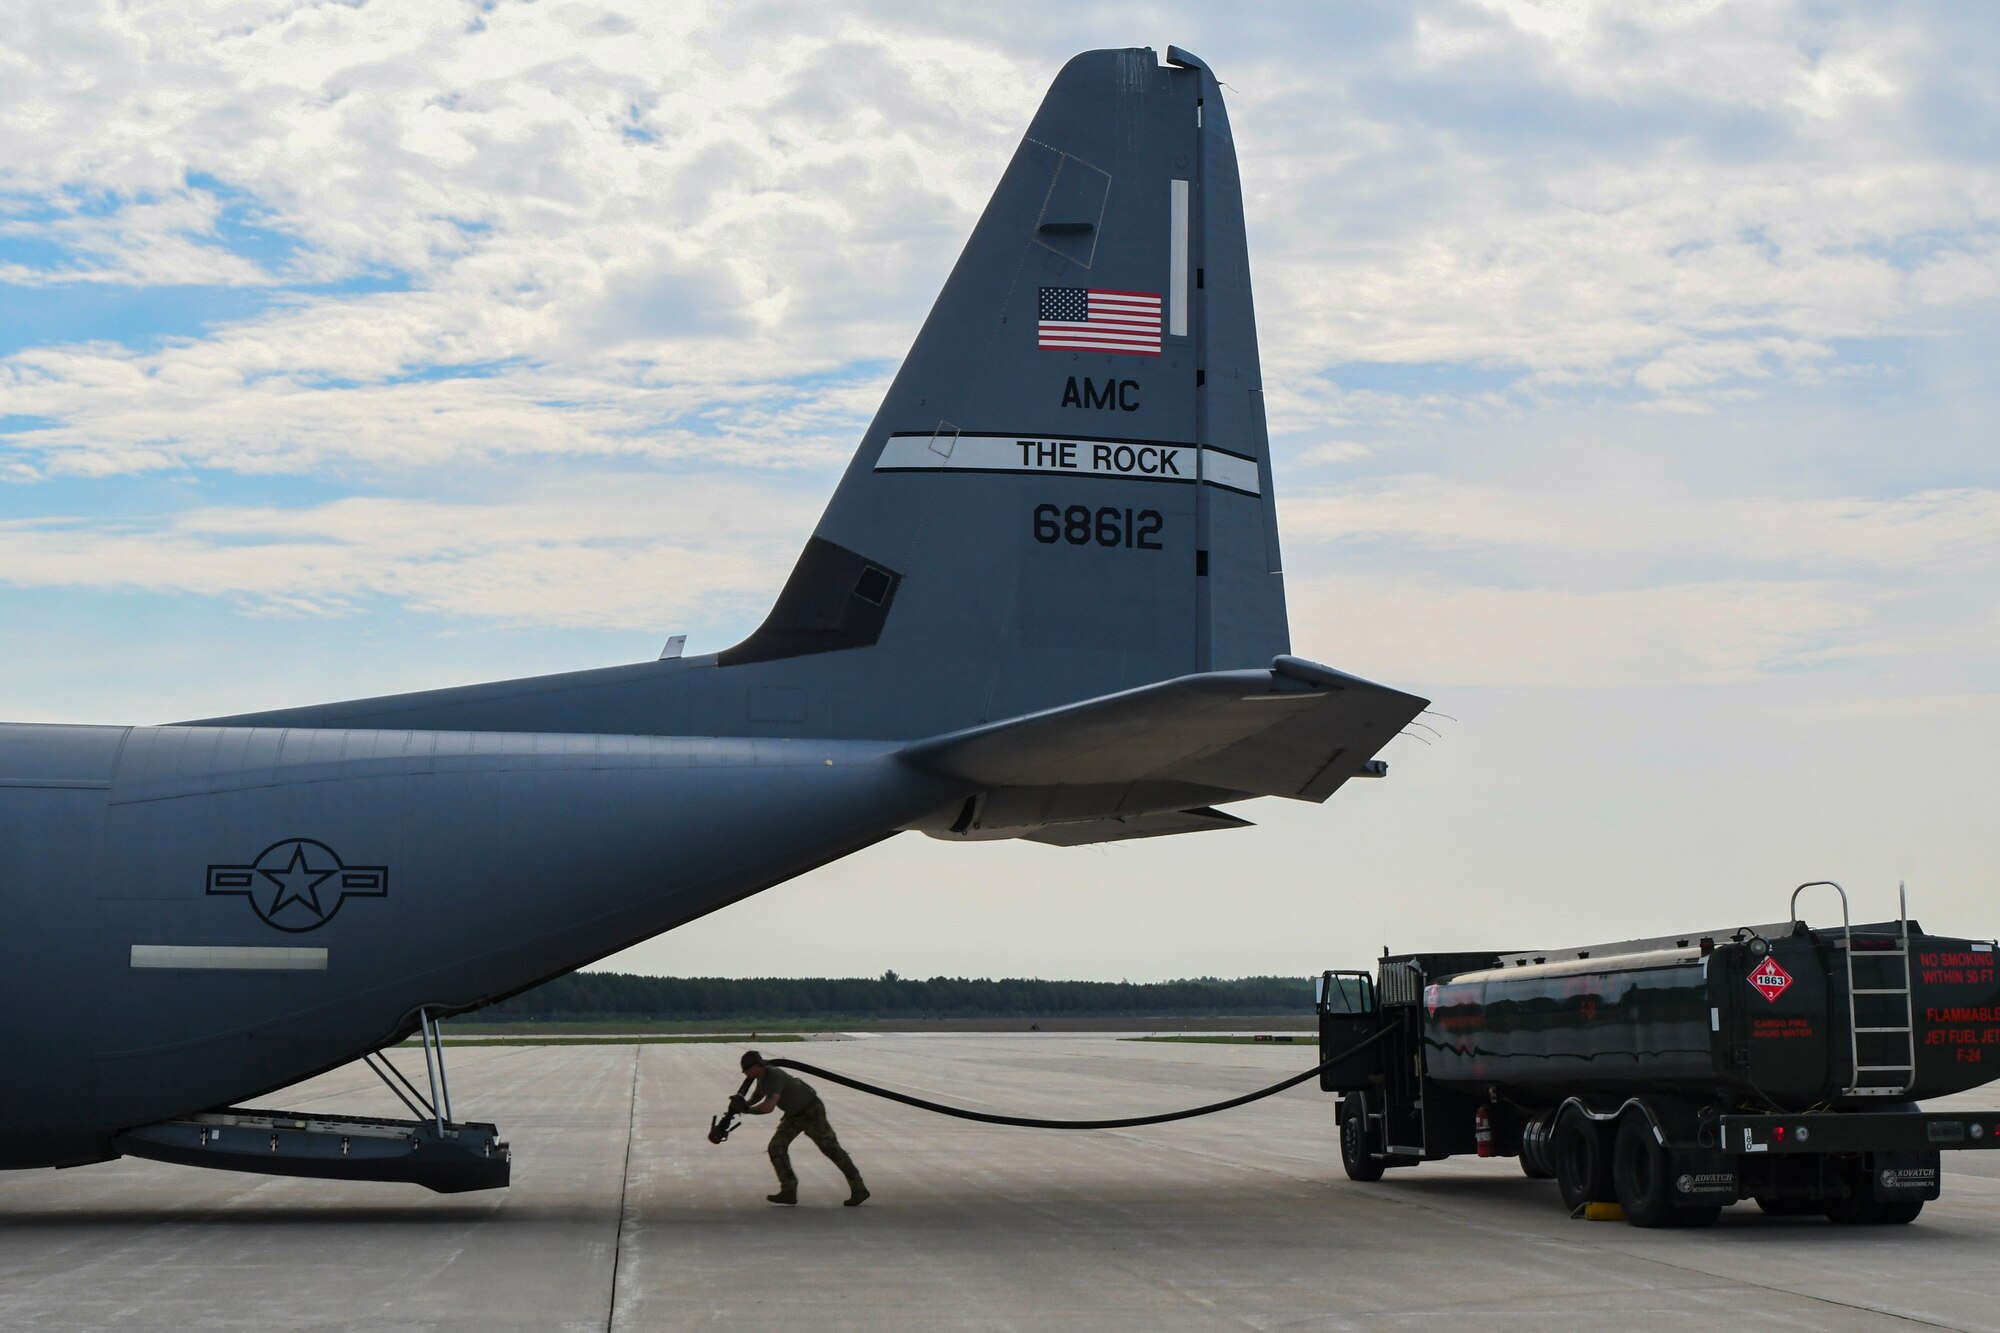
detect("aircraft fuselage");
top-left (0, 722), bottom-right (952, 1167)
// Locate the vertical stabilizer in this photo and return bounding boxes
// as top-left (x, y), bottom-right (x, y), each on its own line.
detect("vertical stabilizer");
top-left (726, 46), bottom-right (1289, 734)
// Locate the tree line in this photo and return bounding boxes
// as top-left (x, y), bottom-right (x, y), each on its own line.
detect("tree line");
top-left (476, 971), bottom-right (1313, 1021)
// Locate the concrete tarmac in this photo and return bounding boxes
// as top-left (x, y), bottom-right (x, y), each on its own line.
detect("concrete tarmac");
top-left (4, 1035), bottom-right (2000, 1330)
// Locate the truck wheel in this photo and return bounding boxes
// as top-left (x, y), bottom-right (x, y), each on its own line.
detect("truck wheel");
top-left (1339, 1094), bottom-right (1385, 1183)
top-left (1554, 1113), bottom-right (1612, 1213)
top-left (1611, 1113), bottom-right (1680, 1228)
top-left (1519, 1110), bottom-right (1556, 1179)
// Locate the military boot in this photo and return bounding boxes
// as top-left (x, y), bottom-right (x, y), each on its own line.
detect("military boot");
top-left (766, 1185), bottom-right (798, 1205)
top-left (829, 1149), bottom-right (869, 1206)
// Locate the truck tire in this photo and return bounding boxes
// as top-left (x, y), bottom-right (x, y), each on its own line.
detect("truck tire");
top-left (1554, 1112), bottom-right (1613, 1213)
top-left (1822, 1154), bottom-right (1926, 1225)
top-left (1610, 1114), bottom-right (1720, 1228)
top-left (1611, 1114), bottom-right (1678, 1227)
top-left (1519, 1110), bottom-right (1556, 1179)
top-left (1339, 1094), bottom-right (1385, 1183)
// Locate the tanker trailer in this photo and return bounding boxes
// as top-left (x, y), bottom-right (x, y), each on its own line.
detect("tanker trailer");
top-left (1316, 882), bottom-right (2000, 1227)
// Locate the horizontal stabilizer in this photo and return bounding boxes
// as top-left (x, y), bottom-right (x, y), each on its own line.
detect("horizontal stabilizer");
top-left (1021, 806), bottom-right (1252, 847)
top-left (904, 655), bottom-right (1426, 843)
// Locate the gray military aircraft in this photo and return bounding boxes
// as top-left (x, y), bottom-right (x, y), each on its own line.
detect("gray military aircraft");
top-left (0, 47), bottom-right (1426, 1191)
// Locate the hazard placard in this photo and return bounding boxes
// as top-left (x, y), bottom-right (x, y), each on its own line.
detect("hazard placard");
top-left (1749, 956), bottom-right (1793, 1004)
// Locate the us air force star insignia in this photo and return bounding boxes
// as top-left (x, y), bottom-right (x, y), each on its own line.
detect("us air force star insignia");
top-left (205, 838), bottom-right (389, 932)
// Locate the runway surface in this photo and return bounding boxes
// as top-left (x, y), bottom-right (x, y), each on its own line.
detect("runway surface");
top-left (4, 1034), bottom-right (2000, 1330)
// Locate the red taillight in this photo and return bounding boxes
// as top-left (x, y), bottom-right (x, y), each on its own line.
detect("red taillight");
top-left (1773, 1125), bottom-right (1787, 1142)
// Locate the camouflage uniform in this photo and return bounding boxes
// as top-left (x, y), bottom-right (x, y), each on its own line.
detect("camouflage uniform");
top-left (752, 1066), bottom-right (865, 1195)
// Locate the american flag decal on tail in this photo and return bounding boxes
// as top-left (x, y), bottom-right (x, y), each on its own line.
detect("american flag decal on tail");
top-left (1037, 287), bottom-right (1162, 355)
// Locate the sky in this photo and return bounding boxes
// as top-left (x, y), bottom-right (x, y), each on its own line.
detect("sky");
top-left (3, 0), bottom-right (1996, 982)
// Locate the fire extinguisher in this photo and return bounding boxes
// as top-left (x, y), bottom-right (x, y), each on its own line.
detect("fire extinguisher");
top-left (1474, 1105), bottom-right (1494, 1158)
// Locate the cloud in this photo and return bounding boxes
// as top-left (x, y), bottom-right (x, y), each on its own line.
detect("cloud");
top-left (1282, 479), bottom-right (2000, 578)
top-left (0, 477), bottom-right (819, 632)
top-left (0, 3), bottom-right (1041, 477)
top-left (0, 0), bottom-right (1993, 488)
top-left (1293, 572), bottom-right (1882, 688)
top-left (1246, 1), bottom-right (2000, 412)
top-left (1277, 472), bottom-right (2000, 689)
top-left (2, 2), bottom-right (1994, 691)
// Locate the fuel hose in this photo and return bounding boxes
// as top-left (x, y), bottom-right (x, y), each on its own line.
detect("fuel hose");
top-left (768, 1023), bottom-right (1399, 1130)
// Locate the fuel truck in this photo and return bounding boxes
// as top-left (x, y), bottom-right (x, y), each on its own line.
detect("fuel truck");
top-left (1317, 883), bottom-right (2000, 1227)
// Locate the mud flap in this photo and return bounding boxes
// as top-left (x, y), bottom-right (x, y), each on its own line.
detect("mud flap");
top-left (1665, 1148), bottom-right (1739, 1204)
top-left (1870, 1150), bottom-right (1942, 1202)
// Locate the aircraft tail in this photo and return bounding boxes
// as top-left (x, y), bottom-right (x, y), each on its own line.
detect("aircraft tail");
top-left (718, 47), bottom-right (1288, 737)
top-left (190, 50), bottom-right (1385, 765)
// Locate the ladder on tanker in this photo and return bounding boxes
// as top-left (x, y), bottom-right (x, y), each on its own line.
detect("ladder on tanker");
top-left (1792, 881), bottom-right (1917, 1099)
